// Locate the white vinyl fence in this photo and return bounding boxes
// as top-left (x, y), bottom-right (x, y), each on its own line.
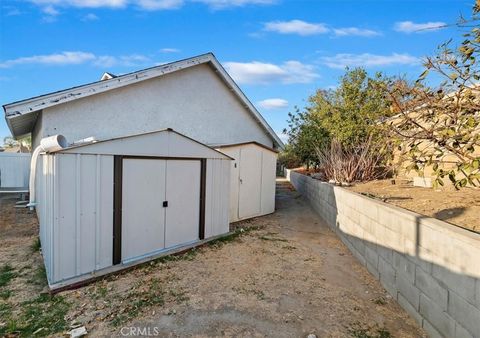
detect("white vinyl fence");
top-left (0, 153), bottom-right (31, 190)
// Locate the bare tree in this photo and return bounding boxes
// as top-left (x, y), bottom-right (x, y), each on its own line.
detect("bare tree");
top-left (384, 3), bottom-right (480, 188)
top-left (316, 136), bottom-right (389, 184)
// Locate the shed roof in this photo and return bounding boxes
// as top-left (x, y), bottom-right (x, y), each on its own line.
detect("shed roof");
top-left (3, 53), bottom-right (284, 149)
top-left (214, 141), bottom-right (279, 154)
top-left (54, 128), bottom-right (233, 160)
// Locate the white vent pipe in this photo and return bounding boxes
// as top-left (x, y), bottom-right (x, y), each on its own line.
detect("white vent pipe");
top-left (27, 135), bottom-right (68, 210)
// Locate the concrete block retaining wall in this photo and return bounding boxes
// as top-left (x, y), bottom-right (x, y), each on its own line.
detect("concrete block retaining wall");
top-left (286, 169), bottom-right (480, 338)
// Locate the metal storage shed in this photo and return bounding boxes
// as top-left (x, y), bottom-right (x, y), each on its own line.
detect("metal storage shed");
top-left (35, 129), bottom-right (231, 289)
top-left (215, 142), bottom-right (277, 222)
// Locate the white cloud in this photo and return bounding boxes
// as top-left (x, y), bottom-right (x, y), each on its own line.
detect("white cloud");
top-left (333, 27), bottom-right (381, 37)
top-left (0, 51), bottom-right (96, 68)
top-left (224, 60), bottom-right (319, 85)
top-left (321, 53), bottom-right (419, 69)
top-left (94, 54), bottom-right (150, 67)
top-left (193, 0), bottom-right (276, 10)
top-left (264, 20), bottom-right (328, 36)
top-left (5, 7), bottom-right (22, 16)
top-left (82, 13), bottom-right (99, 21)
top-left (394, 21), bottom-right (446, 33)
top-left (257, 98), bottom-right (288, 109)
top-left (160, 48), bottom-right (181, 53)
top-left (136, 0), bottom-right (184, 10)
top-left (0, 51), bottom-right (150, 68)
top-left (27, 0), bottom-right (274, 12)
top-left (42, 4), bottom-right (60, 15)
top-left (30, 0), bottom-right (127, 8)
top-left (263, 21), bottom-right (380, 37)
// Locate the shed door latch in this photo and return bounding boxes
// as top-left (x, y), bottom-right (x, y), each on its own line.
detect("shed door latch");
top-left (163, 201), bottom-right (168, 207)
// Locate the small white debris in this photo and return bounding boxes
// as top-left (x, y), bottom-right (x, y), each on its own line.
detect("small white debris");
top-left (307, 334), bottom-right (317, 338)
top-left (33, 327), bottom-right (45, 335)
top-left (68, 326), bottom-right (87, 338)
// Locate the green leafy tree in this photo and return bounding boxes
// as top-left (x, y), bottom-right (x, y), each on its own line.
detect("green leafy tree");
top-left (3, 136), bottom-right (18, 148)
top-left (277, 144), bottom-right (302, 169)
top-left (309, 68), bottom-right (392, 147)
top-left (284, 106), bottom-right (329, 168)
top-left (384, 2), bottom-right (480, 189)
top-left (284, 68), bottom-right (393, 168)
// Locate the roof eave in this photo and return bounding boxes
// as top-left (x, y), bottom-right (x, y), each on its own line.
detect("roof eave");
top-left (3, 53), bottom-right (215, 119)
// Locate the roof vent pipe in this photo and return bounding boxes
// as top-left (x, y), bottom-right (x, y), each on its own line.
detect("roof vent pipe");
top-left (27, 135), bottom-right (68, 210)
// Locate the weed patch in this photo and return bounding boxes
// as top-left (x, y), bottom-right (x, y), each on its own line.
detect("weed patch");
top-left (259, 235), bottom-right (288, 242)
top-left (169, 288), bottom-right (189, 303)
top-left (372, 297), bottom-right (387, 305)
top-left (90, 284), bottom-right (109, 300)
top-left (0, 264), bottom-right (16, 288)
top-left (30, 264), bottom-right (47, 287)
top-left (110, 278), bottom-right (166, 327)
top-left (348, 322), bottom-right (392, 338)
top-left (208, 226), bottom-right (260, 247)
top-left (0, 290), bottom-right (12, 300)
top-left (156, 248), bottom-right (198, 264)
top-left (31, 237), bottom-right (41, 252)
top-left (0, 294), bottom-right (70, 337)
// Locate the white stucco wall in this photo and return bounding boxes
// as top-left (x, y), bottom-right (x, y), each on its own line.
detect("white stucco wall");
top-left (34, 64), bottom-right (273, 148)
top-left (32, 111), bottom-right (43, 149)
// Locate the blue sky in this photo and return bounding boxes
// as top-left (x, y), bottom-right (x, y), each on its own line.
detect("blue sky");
top-left (0, 0), bottom-right (473, 144)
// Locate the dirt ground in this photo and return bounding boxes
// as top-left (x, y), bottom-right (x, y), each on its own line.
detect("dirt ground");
top-left (348, 179), bottom-right (480, 233)
top-left (0, 181), bottom-right (425, 337)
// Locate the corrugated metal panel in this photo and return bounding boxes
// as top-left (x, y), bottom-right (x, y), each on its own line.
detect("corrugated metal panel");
top-left (0, 153), bottom-right (31, 189)
top-left (216, 143), bottom-right (277, 222)
top-left (122, 159), bottom-right (167, 262)
top-left (217, 147), bottom-right (240, 222)
top-left (47, 153), bottom-right (113, 284)
top-left (37, 154), bottom-right (56, 283)
top-left (238, 145), bottom-right (263, 219)
top-left (260, 149), bottom-right (277, 215)
top-left (164, 160), bottom-right (201, 248)
top-left (204, 158), bottom-right (230, 238)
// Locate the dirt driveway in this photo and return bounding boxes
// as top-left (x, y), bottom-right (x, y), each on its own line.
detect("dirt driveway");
top-left (0, 181), bottom-right (425, 337)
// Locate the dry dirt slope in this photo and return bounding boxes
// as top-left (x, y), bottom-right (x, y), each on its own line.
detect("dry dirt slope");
top-left (348, 179), bottom-right (480, 233)
top-left (0, 183), bottom-right (424, 337)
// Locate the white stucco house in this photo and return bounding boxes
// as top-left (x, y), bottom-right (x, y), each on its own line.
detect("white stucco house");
top-left (3, 53), bottom-right (283, 289)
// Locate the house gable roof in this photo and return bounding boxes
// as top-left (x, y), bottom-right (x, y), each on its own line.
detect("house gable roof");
top-left (3, 53), bottom-right (284, 149)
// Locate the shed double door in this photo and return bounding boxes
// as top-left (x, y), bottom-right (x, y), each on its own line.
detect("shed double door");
top-left (121, 158), bottom-right (200, 263)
